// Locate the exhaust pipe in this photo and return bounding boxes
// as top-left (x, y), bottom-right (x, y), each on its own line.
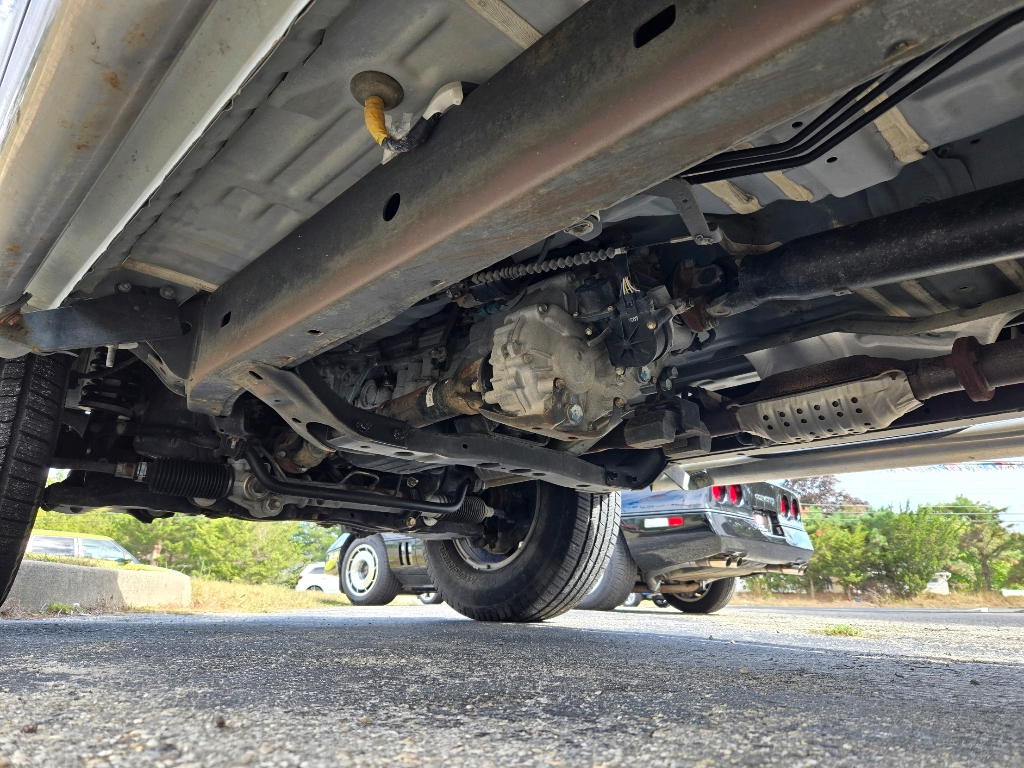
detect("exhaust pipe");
top-left (675, 420), bottom-right (1024, 488)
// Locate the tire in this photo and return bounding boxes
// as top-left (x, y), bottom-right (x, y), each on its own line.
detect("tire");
top-left (341, 535), bottom-right (401, 606)
top-left (575, 532), bottom-right (637, 611)
top-left (621, 592), bottom-right (643, 608)
top-left (0, 354), bottom-right (72, 606)
top-left (663, 577), bottom-right (738, 614)
top-left (306, 585), bottom-right (324, 592)
top-left (424, 482), bottom-right (620, 622)
top-left (417, 591), bottom-right (443, 605)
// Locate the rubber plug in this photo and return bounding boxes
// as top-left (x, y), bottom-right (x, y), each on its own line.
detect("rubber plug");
top-left (350, 71), bottom-right (404, 110)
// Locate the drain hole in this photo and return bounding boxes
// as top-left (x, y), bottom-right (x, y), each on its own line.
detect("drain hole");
top-left (383, 192), bottom-right (401, 221)
top-left (634, 5), bottom-right (675, 48)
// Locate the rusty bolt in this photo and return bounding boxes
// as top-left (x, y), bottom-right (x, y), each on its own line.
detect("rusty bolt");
top-left (470, 381), bottom-right (481, 392)
top-left (406, 517), bottom-right (418, 527)
top-left (614, 397), bottom-right (626, 408)
top-left (554, 378), bottom-right (566, 389)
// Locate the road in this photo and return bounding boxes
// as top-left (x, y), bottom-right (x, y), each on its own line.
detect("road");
top-left (1, 603), bottom-right (1022, 767)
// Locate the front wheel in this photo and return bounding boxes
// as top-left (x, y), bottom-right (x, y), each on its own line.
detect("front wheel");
top-left (341, 536), bottom-right (401, 606)
top-left (424, 482), bottom-right (620, 622)
top-left (663, 577), bottom-right (737, 614)
top-left (0, 354), bottom-right (72, 606)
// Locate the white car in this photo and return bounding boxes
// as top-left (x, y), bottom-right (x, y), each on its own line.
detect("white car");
top-left (294, 563), bottom-right (339, 593)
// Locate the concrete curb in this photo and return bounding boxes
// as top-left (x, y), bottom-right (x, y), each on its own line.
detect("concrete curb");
top-left (1, 560), bottom-right (191, 612)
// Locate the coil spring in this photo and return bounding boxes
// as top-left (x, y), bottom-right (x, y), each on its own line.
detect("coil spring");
top-left (147, 460), bottom-right (233, 499)
top-left (81, 350), bottom-right (135, 417)
top-left (435, 496), bottom-right (489, 524)
top-left (464, 247), bottom-right (625, 287)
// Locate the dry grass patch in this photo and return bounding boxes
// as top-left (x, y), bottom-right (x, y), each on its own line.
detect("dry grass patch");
top-left (188, 579), bottom-right (349, 613)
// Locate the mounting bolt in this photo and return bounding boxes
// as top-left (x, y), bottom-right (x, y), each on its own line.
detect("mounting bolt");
top-left (406, 477), bottom-right (419, 488)
top-left (566, 403), bottom-right (584, 423)
top-left (613, 397), bottom-right (626, 408)
top-left (537, 304), bottom-right (548, 314)
top-left (646, 320), bottom-right (657, 330)
top-left (554, 378), bottom-right (566, 389)
top-left (615, 366), bottom-right (626, 376)
top-left (356, 421), bottom-right (372, 433)
top-left (405, 516), bottom-right (418, 527)
top-left (522, 353), bottom-right (533, 364)
top-left (159, 286), bottom-right (176, 300)
top-left (606, 305), bottom-right (615, 312)
top-left (662, 379), bottom-right (674, 391)
top-left (694, 234), bottom-right (714, 246)
top-left (116, 281), bottom-right (132, 293)
top-left (585, 327), bottom-right (594, 336)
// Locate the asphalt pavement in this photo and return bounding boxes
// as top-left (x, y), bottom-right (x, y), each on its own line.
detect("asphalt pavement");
top-left (1, 603), bottom-right (1022, 767)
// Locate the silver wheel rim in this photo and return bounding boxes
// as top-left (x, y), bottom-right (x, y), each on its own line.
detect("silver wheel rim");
top-left (671, 582), bottom-right (710, 602)
top-left (345, 543), bottom-right (379, 596)
top-left (419, 592), bottom-right (437, 603)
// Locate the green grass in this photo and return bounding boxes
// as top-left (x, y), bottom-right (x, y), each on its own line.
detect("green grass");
top-left (811, 624), bottom-right (864, 637)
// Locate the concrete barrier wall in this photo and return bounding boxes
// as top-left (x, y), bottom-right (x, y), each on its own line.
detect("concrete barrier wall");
top-left (1, 560), bottom-right (191, 612)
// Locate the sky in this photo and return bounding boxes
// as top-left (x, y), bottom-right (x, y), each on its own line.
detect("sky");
top-left (833, 459), bottom-right (1024, 530)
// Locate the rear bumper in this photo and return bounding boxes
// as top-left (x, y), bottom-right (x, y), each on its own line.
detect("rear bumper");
top-left (621, 510), bottom-right (813, 581)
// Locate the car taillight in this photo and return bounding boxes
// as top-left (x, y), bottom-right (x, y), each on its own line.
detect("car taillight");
top-left (728, 484), bottom-right (743, 505)
top-left (780, 495), bottom-right (791, 518)
top-left (643, 516), bottom-right (686, 529)
top-left (712, 485), bottom-right (726, 502)
top-left (792, 498), bottom-right (802, 521)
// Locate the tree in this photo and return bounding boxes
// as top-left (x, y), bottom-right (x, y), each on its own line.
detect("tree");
top-left (33, 509), bottom-right (340, 586)
top-left (863, 508), bottom-right (963, 596)
top-left (923, 497), bottom-right (1023, 591)
top-left (804, 516), bottom-right (869, 595)
top-left (784, 475), bottom-right (867, 516)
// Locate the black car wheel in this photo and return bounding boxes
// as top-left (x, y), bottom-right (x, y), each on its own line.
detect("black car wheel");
top-left (0, 354), bottom-right (72, 606)
top-left (417, 591), bottom-right (443, 605)
top-left (424, 482), bottom-right (619, 622)
top-left (576, 532), bottom-right (637, 611)
top-left (663, 577), bottom-right (738, 614)
top-left (341, 535), bottom-right (401, 606)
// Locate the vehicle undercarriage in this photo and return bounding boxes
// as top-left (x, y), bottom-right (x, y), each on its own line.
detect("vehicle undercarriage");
top-left (3, 0), bottom-right (1024, 619)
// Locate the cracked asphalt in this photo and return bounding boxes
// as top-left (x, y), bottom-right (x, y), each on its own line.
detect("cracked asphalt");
top-left (1, 604), bottom-right (1022, 767)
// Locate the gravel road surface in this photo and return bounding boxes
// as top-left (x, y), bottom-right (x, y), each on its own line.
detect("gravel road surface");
top-left (1, 604), bottom-right (1022, 767)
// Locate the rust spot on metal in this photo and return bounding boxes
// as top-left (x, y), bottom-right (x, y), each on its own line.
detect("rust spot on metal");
top-left (5, 244), bottom-right (19, 254)
top-left (102, 71), bottom-right (121, 91)
top-left (123, 23), bottom-right (147, 47)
